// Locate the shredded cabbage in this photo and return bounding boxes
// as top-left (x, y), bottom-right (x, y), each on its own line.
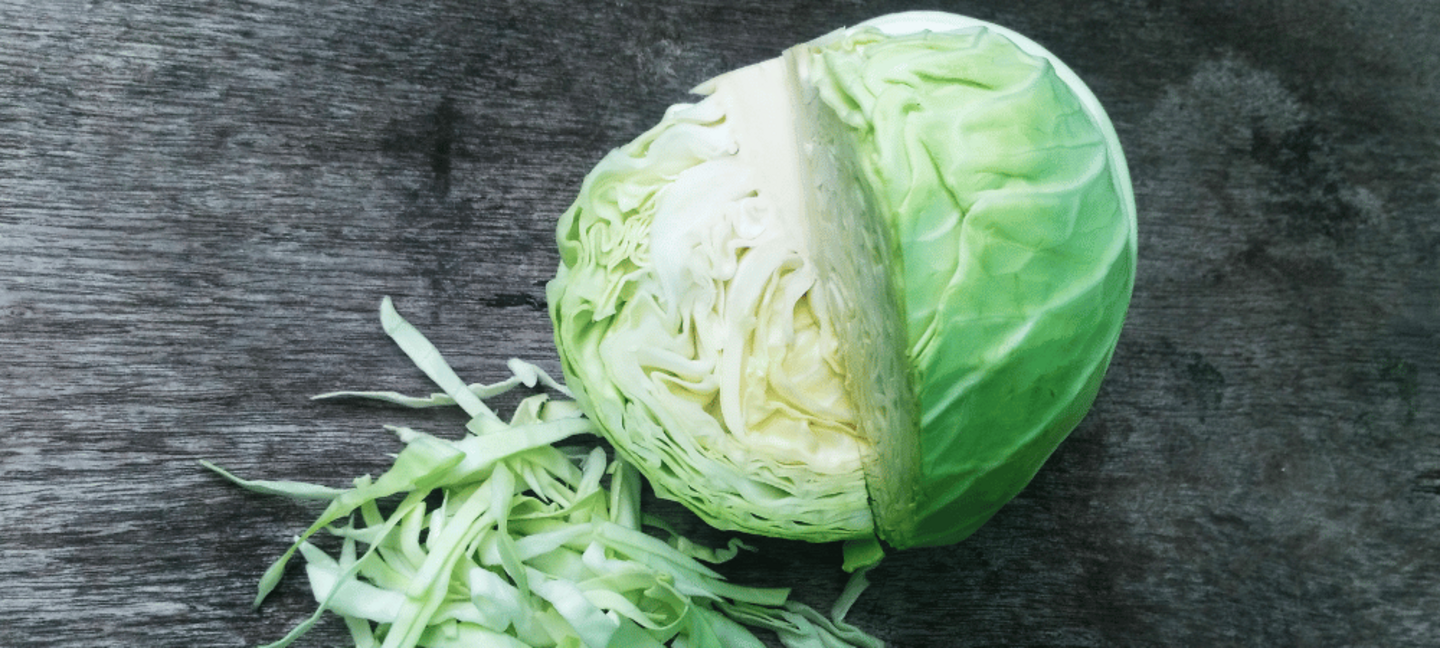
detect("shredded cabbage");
top-left (206, 297), bottom-right (883, 648)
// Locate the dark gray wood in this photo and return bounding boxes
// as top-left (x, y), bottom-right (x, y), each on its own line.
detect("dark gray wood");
top-left (3, 1), bottom-right (1436, 646)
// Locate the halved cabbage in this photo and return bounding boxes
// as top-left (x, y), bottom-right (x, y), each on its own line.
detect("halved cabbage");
top-left (547, 11), bottom-right (1136, 550)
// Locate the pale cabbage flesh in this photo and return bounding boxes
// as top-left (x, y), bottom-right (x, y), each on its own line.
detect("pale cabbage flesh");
top-left (649, 57), bottom-right (865, 477)
top-left (552, 54), bottom-right (877, 541)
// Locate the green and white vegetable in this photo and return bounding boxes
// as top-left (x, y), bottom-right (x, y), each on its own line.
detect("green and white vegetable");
top-left (207, 298), bottom-right (882, 648)
top-left (548, 12), bottom-right (1136, 551)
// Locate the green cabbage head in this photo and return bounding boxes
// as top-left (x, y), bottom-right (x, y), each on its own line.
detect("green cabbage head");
top-left (547, 11), bottom-right (1136, 550)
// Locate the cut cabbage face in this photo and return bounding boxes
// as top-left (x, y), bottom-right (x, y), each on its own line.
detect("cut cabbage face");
top-left (548, 12), bottom-right (1136, 549)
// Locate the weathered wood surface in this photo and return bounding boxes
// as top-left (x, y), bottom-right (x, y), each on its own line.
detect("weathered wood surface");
top-left (3, 1), bottom-right (1437, 646)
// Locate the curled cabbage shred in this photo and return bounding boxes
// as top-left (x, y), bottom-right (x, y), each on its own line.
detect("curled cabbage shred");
top-left (548, 12), bottom-right (1137, 550)
top-left (206, 298), bottom-right (882, 648)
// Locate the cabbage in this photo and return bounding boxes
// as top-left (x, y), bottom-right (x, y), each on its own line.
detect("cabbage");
top-left (547, 12), bottom-right (1136, 551)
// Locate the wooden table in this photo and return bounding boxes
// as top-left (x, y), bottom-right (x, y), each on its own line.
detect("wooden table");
top-left (4, 1), bottom-right (1437, 646)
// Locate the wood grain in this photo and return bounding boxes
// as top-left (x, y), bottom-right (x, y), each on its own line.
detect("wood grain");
top-left (3, 1), bottom-right (1437, 646)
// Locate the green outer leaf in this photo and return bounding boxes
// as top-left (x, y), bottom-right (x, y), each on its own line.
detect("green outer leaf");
top-left (818, 13), bottom-right (1137, 548)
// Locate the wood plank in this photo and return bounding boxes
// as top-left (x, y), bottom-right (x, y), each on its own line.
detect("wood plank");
top-left (3, 1), bottom-right (1437, 646)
